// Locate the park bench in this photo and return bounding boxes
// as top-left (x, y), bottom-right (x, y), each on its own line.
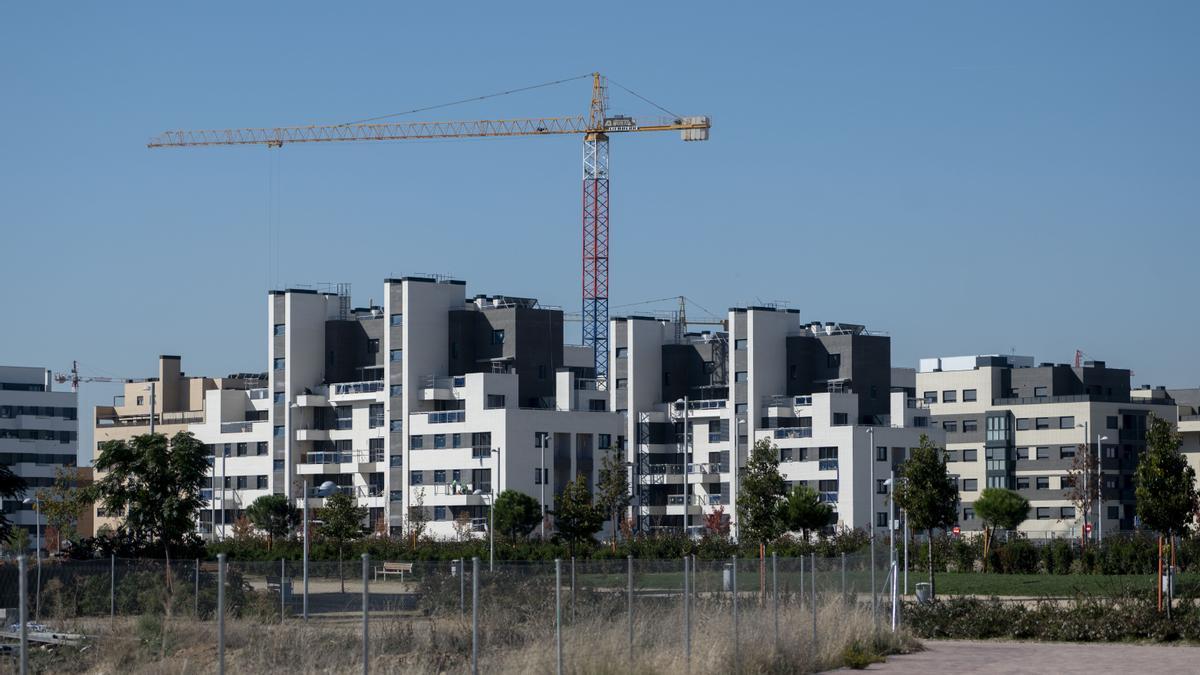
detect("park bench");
top-left (266, 575), bottom-right (293, 600)
top-left (374, 561), bottom-right (414, 582)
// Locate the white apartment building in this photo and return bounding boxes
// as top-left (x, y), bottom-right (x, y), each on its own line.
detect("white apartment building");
top-left (611, 308), bottom-right (939, 539)
top-left (269, 278), bottom-right (623, 539)
top-left (917, 355), bottom-right (1178, 539)
top-left (92, 356), bottom-right (270, 539)
top-left (0, 366), bottom-right (79, 551)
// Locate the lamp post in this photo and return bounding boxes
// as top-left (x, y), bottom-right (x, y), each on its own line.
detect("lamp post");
top-left (539, 434), bottom-right (548, 539)
top-left (674, 397), bottom-right (689, 538)
top-left (734, 417), bottom-right (746, 542)
top-left (22, 496), bottom-right (40, 622)
top-left (1076, 422), bottom-right (1092, 547)
top-left (302, 479), bottom-right (337, 621)
top-left (867, 426), bottom-right (876, 624)
top-left (477, 447), bottom-right (500, 572)
top-left (1096, 433), bottom-right (1108, 542)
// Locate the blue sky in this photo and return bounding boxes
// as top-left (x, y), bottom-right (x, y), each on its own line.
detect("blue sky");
top-left (3, 2), bottom-right (1198, 462)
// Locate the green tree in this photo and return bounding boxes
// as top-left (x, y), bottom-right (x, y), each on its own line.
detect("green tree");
top-left (92, 432), bottom-right (209, 560)
top-left (780, 483), bottom-right (833, 540)
top-left (0, 464), bottom-right (28, 541)
top-left (1135, 413), bottom-right (1198, 609)
top-left (595, 448), bottom-right (631, 549)
top-left (552, 476), bottom-right (604, 556)
top-left (893, 434), bottom-right (959, 599)
top-left (973, 487), bottom-right (1029, 572)
top-left (407, 489), bottom-right (429, 544)
top-left (738, 438), bottom-right (787, 547)
top-left (492, 490), bottom-right (541, 541)
top-left (246, 494), bottom-right (300, 548)
top-left (36, 466), bottom-right (87, 552)
top-left (317, 492), bottom-right (367, 592)
top-left (4, 527), bottom-right (29, 555)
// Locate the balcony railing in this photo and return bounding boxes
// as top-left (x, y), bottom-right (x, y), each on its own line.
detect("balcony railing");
top-left (1181, 414), bottom-right (1200, 422)
top-left (299, 450), bottom-right (382, 465)
top-left (691, 462), bottom-right (729, 474)
top-left (249, 389), bottom-right (270, 400)
top-left (773, 428), bottom-right (813, 439)
top-left (220, 421), bottom-right (256, 433)
top-left (707, 432), bottom-right (728, 443)
top-left (645, 463), bottom-right (684, 475)
top-left (432, 483), bottom-right (492, 496)
top-left (819, 491), bottom-right (838, 503)
top-left (688, 399), bottom-right (727, 411)
top-left (97, 411), bottom-right (206, 427)
top-left (574, 378), bottom-right (606, 391)
top-left (332, 380), bottom-right (384, 396)
top-left (422, 375), bottom-right (466, 390)
top-left (425, 411), bottom-right (465, 424)
top-left (818, 459), bottom-right (839, 471)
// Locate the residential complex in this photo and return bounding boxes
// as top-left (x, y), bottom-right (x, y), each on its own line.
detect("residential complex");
top-left (0, 366), bottom-right (79, 550)
top-left (613, 309), bottom-right (939, 539)
top-left (917, 355), bottom-right (1178, 538)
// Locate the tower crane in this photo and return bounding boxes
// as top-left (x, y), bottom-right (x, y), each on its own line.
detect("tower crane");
top-left (54, 361), bottom-right (126, 391)
top-left (147, 73), bottom-right (711, 381)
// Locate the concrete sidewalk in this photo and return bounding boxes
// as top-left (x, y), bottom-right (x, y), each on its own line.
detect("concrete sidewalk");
top-left (861, 639), bottom-right (1200, 673)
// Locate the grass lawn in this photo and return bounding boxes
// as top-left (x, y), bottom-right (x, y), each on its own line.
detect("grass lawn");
top-left (930, 571), bottom-right (1199, 597)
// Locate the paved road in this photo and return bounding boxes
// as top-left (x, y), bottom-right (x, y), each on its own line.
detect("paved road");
top-left (863, 639), bottom-right (1200, 673)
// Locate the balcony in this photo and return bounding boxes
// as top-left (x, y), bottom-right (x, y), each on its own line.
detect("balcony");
top-left (294, 428), bottom-right (329, 442)
top-left (420, 376), bottom-right (464, 401)
top-left (330, 380), bottom-right (385, 402)
top-left (818, 459), bottom-right (839, 471)
top-left (773, 428), bottom-right (813, 440)
top-left (219, 421), bottom-right (256, 434)
top-left (707, 432), bottom-right (729, 443)
top-left (691, 461), bottom-right (729, 474)
top-left (819, 491), bottom-right (838, 503)
top-left (687, 399), bottom-right (726, 411)
top-left (574, 378), bottom-right (606, 391)
top-left (96, 411), bottom-right (206, 428)
top-left (249, 389), bottom-right (270, 400)
top-left (645, 463), bottom-right (684, 475)
top-left (424, 411), bottom-right (465, 424)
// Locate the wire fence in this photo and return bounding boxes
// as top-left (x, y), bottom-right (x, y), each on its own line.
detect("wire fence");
top-left (0, 552), bottom-right (900, 673)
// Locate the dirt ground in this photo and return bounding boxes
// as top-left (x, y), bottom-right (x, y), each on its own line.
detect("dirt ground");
top-left (862, 638), bottom-right (1200, 673)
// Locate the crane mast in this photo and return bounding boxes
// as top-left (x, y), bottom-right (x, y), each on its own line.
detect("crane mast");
top-left (148, 73), bottom-right (710, 380)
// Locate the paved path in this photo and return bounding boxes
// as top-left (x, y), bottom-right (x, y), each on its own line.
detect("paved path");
top-left (862, 639), bottom-right (1200, 673)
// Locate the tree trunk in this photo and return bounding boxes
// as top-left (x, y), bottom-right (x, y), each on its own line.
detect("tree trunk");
top-left (1157, 534), bottom-right (1163, 613)
top-left (981, 526), bottom-right (990, 573)
top-left (928, 530), bottom-right (935, 601)
top-left (339, 546), bottom-right (345, 593)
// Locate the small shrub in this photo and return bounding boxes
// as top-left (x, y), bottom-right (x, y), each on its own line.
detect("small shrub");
top-left (841, 640), bottom-right (884, 669)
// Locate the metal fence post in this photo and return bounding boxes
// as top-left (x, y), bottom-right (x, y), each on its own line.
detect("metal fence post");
top-left (683, 555), bottom-right (690, 673)
top-left (459, 558), bottom-right (465, 617)
top-left (841, 552), bottom-right (846, 602)
top-left (731, 555), bottom-right (739, 673)
top-left (194, 558), bottom-right (199, 619)
top-left (555, 558), bottom-right (563, 675)
top-left (362, 553), bottom-right (369, 675)
top-left (471, 557), bottom-right (479, 675)
top-left (110, 554), bottom-right (115, 624)
top-left (217, 553), bottom-right (226, 675)
top-left (19, 555), bottom-right (27, 675)
top-left (772, 551), bottom-right (778, 653)
top-left (810, 552), bottom-right (817, 653)
top-left (571, 556), bottom-right (576, 624)
top-left (281, 558), bottom-right (286, 623)
top-left (627, 555), bottom-right (633, 669)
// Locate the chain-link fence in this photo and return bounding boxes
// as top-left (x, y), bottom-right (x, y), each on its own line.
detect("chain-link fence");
top-left (0, 552), bottom-right (902, 673)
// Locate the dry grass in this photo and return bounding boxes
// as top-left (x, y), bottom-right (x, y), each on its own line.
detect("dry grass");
top-left (8, 594), bottom-right (917, 674)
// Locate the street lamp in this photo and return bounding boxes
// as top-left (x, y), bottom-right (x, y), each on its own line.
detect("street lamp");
top-left (734, 417), bottom-right (746, 542)
top-left (477, 447), bottom-right (499, 572)
top-left (1096, 434), bottom-right (1109, 542)
top-left (302, 479), bottom-right (337, 621)
top-left (867, 426), bottom-right (876, 627)
top-left (22, 496), bottom-right (40, 622)
top-left (674, 397), bottom-right (690, 538)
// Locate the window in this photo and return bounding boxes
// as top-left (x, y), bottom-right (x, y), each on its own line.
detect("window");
top-left (615, 379), bottom-right (627, 390)
top-left (1036, 447), bottom-right (1049, 460)
top-left (236, 443), bottom-right (248, 457)
top-left (390, 313), bottom-right (403, 326)
top-left (598, 434), bottom-right (612, 449)
top-left (534, 467), bottom-right (549, 484)
top-left (876, 479), bottom-right (888, 494)
top-left (274, 358), bottom-right (285, 370)
top-left (535, 432), bottom-right (550, 449)
top-left (1035, 418), bottom-right (1050, 430)
top-left (827, 353), bottom-right (841, 369)
top-left (945, 450), bottom-right (959, 462)
top-left (410, 435), bottom-right (424, 450)
top-left (434, 506), bottom-right (446, 521)
top-left (274, 323), bottom-right (286, 336)
top-left (1036, 476), bottom-right (1049, 489)
top-left (943, 421), bottom-right (958, 433)
top-left (987, 477), bottom-right (1009, 489)
top-left (1060, 506), bottom-right (1075, 519)
top-left (735, 371), bottom-right (748, 383)
top-left (236, 476), bottom-right (248, 489)
top-left (963, 507), bottom-right (975, 520)
top-left (257, 476), bottom-right (269, 489)
top-left (1058, 416), bottom-right (1075, 430)
top-left (273, 425), bottom-right (284, 438)
top-left (390, 349), bottom-right (403, 362)
top-left (734, 339), bottom-right (747, 350)
top-left (274, 391), bottom-right (285, 404)
top-left (832, 412), bottom-right (848, 426)
top-left (1034, 386), bottom-right (1048, 397)
top-left (486, 394), bottom-right (506, 409)
top-left (875, 446), bottom-right (887, 462)
top-left (390, 419), bottom-right (403, 432)
top-left (615, 347), bottom-right (628, 358)
top-left (136, 395), bottom-right (145, 405)
top-left (538, 364), bottom-right (547, 380)
top-left (875, 512), bottom-right (888, 527)
top-left (433, 470), bottom-right (446, 484)
top-left (962, 419), bottom-right (978, 433)
top-left (256, 442), bottom-right (268, 456)
top-left (942, 390), bottom-right (957, 403)
top-left (335, 407), bottom-right (353, 430)
top-left (450, 433), bottom-right (462, 448)
top-left (963, 389), bottom-right (977, 402)
top-left (491, 329), bottom-right (505, 345)
top-left (1016, 447), bottom-right (1029, 460)
top-left (962, 479), bottom-right (977, 491)
top-left (369, 403), bottom-right (384, 428)
top-left (1016, 477), bottom-right (1030, 489)
top-left (818, 447), bottom-right (838, 460)
top-left (434, 434), bottom-right (446, 449)
top-left (1106, 416), bottom-right (1119, 430)
top-left (367, 339), bottom-right (380, 354)
top-left (390, 384), bottom-right (402, 397)
top-left (1036, 507), bottom-right (1050, 520)
top-left (410, 471), bottom-right (423, 485)
top-left (1016, 418), bottom-right (1031, 431)
top-left (1105, 445), bottom-right (1117, 459)
top-left (913, 416), bottom-right (928, 428)
top-left (923, 391), bottom-right (938, 404)
top-left (1107, 505), bottom-right (1119, 520)
top-left (963, 449), bottom-right (978, 462)
top-left (1059, 445), bottom-right (1076, 459)
top-left (736, 403), bottom-right (748, 414)
top-left (589, 399), bottom-right (607, 411)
